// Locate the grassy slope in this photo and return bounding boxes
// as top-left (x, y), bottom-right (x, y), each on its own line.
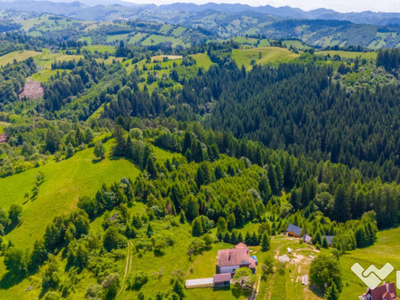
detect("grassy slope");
top-left (190, 53), bottom-right (214, 70)
top-left (0, 51), bottom-right (41, 67)
top-left (232, 47), bottom-right (299, 69)
top-left (0, 140), bottom-right (140, 250)
top-left (31, 69), bottom-right (71, 82)
top-left (82, 45), bottom-right (115, 54)
top-left (317, 50), bottom-right (377, 60)
top-left (340, 226), bottom-right (400, 299)
top-left (0, 142), bottom-right (180, 299)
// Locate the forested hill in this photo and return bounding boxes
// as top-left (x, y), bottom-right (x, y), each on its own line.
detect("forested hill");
top-left (100, 51), bottom-right (400, 183)
top-left (3, 2), bottom-right (400, 49)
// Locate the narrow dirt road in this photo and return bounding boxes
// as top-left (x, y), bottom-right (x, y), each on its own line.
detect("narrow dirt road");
top-left (118, 240), bottom-right (133, 297)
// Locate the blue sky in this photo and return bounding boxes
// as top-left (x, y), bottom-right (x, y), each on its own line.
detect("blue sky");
top-left (129, 0), bottom-right (400, 13)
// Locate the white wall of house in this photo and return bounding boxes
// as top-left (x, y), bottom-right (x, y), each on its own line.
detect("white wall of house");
top-left (220, 265), bottom-right (240, 274)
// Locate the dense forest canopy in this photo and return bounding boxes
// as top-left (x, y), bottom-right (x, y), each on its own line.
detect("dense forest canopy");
top-left (1, 12), bottom-right (400, 300)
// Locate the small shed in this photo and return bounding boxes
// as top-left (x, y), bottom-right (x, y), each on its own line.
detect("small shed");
top-left (213, 273), bottom-right (231, 287)
top-left (302, 234), bottom-right (313, 244)
top-left (185, 278), bottom-right (214, 289)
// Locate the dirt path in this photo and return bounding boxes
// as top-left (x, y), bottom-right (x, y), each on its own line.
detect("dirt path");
top-left (118, 240), bottom-right (133, 297)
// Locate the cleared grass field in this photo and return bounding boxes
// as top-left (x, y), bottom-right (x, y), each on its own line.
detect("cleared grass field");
top-left (159, 24), bottom-right (173, 34)
top-left (31, 69), bottom-right (70, 82)
top-left (78, 36), bottom-right (92, 45)
top-left (232, 47), bottom-right (299, 69)
top-left (171, 26), bottom-right (186, 37)
top-left (128, 33), bottom-right (147, 45)
top-left (106, 33), bottom-right (129, 43)
top-left (95, 57), bottom-right (124, 65)
top-left (282, 39), bottom-right (311, 50)
top-left (340, 226), bottom-right (400, 299)
top-left (0, 51), bottom-right (41, 67)
top-left (141, 34), bottom-right (188, 47)
top-left (33, 51), bottom-right (83, 70)
top-left (190, 53), bottom-right (214, 70)
top-left (0, 140), bottom-right (140, 250)
top-left (317, 50), bottom-right (377, 60)
top-left (82, 45), bottom-right (115, 54)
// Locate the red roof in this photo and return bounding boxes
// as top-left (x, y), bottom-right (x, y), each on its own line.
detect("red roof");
top-left (218, 243), bottom-right (256, 269)
top-left (365, 283), bottom-right (398, 300)
top-left (213, 273), bottom-right (231, 283)
top-left (236, 242), bottom-right (247, 249)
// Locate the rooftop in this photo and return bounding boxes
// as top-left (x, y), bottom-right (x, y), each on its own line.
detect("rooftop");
top-left (286, 223), bottom-right (302, 236)
top-left (218, 243), bottom-right (256, 269)
top-left (213, 273), bottom-right (232, 283)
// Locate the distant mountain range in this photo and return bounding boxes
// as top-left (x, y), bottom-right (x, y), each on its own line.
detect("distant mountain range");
top-left (1, 1), bottom-right (400, 26)
top-left (1, 0), bottom-right (400, 48)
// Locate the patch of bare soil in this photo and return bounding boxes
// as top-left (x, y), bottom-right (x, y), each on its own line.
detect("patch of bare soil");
top-left (19, 79), bottom-right (44, 100)
top-left (0, 134), bottom-right (7, 143)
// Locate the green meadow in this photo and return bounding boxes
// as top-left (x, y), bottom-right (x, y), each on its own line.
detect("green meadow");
top-left (0, 140), bottom-right (140, 250)
top-left (232, 47), bottom-right (299, 69)
top-left (339, 226), bottom-right (400, 299)
top-left (128, 33), bottom-right (147, 45)
top-left (82, 45), bottom-right (116, 54)
top-left (317, 50), bottom-right (377, 60)
top-left (190, 53), bottom-right (214, 70)
top-left (31, 69), bottom-right (70, 82)
top-left (0, 51), bottom-right (41, 67)
top-left (106, 33), bottom-right (130, 43)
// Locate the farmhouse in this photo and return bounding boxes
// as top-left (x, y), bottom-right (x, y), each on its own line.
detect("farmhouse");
top-left (185, 243), bottom-right (257, 289)
top-left (217, 242), bottom-right (256, 274)
top-left (286, 223), bottom-right (302, 237)
top-left (360, 282), bottom-right (398, 300)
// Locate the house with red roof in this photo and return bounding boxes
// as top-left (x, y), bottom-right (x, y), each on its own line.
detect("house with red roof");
top-left (217, 243), bottom-right (256, 274)
top-left (360, 282), bottom-right (398, 300)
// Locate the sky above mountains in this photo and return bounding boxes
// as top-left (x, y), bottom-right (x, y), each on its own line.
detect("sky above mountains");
top-left (126, 0), bottom-right (400, 13)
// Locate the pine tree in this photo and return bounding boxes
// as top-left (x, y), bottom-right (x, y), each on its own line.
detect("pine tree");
top-left (284, 159), bottom-right (295, 189)
top-left (261, 233), bottom-right (270, 251)
top-left (146, 156), bottom-right (158, 180)
top-left (268, 164), bottom-right (280, 195)
top-left (179, 210), bottom-right (186, 224)
top-left (324, 282), bottom-right (339, 300)
top-left (313, 231), bottom-right (322, 246)
top-left (258, 176), bottom-right (271, 204)
top-left (195, 163), bottom-right (211, 188)
top-left (322, 236), bottom-right (329, 249)
top-left (244, 232), bottom-right (251, 245)
top-left (182, 131), bottom-right (192, 154)
top-left (251, 232), bottom-right (258, 246)
top-left (191, 140), bottom-right (204, 163)
top-left (275, 163), bottom-right (284, 190)
top-left (191, 219), bottom-right (203, 237)
top-left (146, 224), bottom-right (153, 238)
top-left (333, 185), bottom-right (350, 222)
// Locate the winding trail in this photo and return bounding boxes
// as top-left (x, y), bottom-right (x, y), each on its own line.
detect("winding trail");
top-left (118, 240), bottom-right (133, 297)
